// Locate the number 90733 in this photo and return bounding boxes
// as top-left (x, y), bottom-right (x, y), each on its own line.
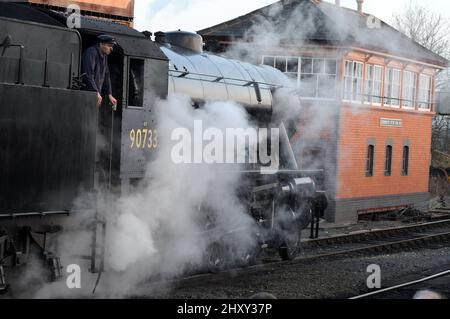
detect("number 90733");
top-left (129, 128), bottom-right (158, 149)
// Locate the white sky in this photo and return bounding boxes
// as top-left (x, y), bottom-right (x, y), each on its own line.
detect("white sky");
top-left (134, 0), bottom-right (450, 33)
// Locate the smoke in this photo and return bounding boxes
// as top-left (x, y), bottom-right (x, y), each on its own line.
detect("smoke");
top-left (216, 0), bottom-right (344, 202)
top-left (102, 94), bottom-right (257, 278)
top-left (213, 0), bottom-right (442, 211)
top-left (22, 94), bottom-right (259, 298)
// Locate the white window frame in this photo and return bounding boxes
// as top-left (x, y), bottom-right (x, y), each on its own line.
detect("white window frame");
top-left (262, 56), bottom-right (275, 67)
top-left (418, 74), bottom-right (432, 111)
top-left (384, 68), bottom-right (401, 108)
top-left (402, 71), bottom-right (417, 110)
top-left (314, 58), bottom-right (337, 99)
top-left (286, 57), bottom-right (300, 86)
top-left (344, 60), bottom-right (364, 103)
top-left (364, 64), bottom-right (383, 106)
top-left (299, 57), bottom-right (318, 98)
top-left (262, 55), bottom-right (337, 99)
top-left (262, 55), bottom-right (300, 86)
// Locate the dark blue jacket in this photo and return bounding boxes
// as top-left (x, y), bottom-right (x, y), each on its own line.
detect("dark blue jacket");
top-left (81, 44), bottom-right (112, 95)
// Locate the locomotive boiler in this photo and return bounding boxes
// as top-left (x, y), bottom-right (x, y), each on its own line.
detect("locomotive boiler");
top-left (0, 2), bottom-right (326, 291)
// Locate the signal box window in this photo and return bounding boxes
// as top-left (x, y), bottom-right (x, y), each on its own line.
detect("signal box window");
top-left (418, 74), bottom-right (432, 110)
top-left (402, 146), bottom-right (410, 176)
top-left (366, 144), bottom-right (375, 177)
top-left (384, 145), bottom-right (393, 176)
top-left (128, 58), bottom-right (144, 107)
top-left (344, 60), bottom-right (364, 102)
top-left (384, 68), bottom-right (401, 107)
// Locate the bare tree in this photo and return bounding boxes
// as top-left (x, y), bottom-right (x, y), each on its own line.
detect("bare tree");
top-left (432, 115), bottom-right (450, 153)
top-left (392, 1), bottom-right (450, 59)
top-left (392, 1), bottom-right (450, 106)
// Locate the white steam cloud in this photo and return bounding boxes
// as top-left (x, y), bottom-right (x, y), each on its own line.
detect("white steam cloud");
top-left (24, 95), bottom-right (259, 298)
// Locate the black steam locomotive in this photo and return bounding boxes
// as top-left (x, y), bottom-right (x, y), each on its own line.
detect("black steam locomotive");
top-left (0, 2), bottom-right (326, 291)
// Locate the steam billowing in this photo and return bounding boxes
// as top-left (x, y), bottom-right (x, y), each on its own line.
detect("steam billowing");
top-left (23, 95), bottom-right (260, 298)
top-left (220, 0), bottom-right (344, 201)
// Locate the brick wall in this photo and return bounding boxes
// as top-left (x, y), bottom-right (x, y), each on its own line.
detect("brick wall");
top-left (336, 104), bottom-right (433, 200)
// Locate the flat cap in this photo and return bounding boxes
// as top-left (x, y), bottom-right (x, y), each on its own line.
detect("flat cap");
top-left (97, 34), bottom-right (117, 45)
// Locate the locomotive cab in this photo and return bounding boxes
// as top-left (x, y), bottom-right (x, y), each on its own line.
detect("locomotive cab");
top-left (50, 14), bottom-right (170, 191)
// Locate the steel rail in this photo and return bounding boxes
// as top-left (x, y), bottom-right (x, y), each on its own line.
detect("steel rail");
top-left (349, 269), bottom-right (450, 299)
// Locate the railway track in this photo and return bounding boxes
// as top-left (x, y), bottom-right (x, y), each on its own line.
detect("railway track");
top-left (162, 219), bottom-right (450, 286)
top-left (300, 219), bottom-right (450, 260)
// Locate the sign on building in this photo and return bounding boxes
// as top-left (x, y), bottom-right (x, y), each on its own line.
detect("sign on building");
top-left (380, 118), bottom-right (402, 127)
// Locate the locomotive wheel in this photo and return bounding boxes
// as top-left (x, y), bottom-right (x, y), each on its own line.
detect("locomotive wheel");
top-left (277, 205), bottom-right (309, 261)
top-left (278, 229), bottom-right (301, 261)
top-left (278, 201), bottom-right (313, 260)
top-left (235, 245), bottom-right (261, 268)
top-left (206, 242), bottom-right (227, 273)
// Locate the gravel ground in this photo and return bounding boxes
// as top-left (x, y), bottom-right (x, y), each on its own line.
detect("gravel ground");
top-left (140, 245), bottom-right (450, 299)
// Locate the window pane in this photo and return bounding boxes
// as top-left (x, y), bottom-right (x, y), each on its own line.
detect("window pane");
top-left (345, 61), bottom-right (352, 76)
top-left (384, 68), bottom-right (392, 106)
top-left (128, 58), bottom-right (144, 107)
top-left (354, 62), bottom-right (363, 101)
top-left (366, 145), bottom-right (374, 176)
top-left (275, 57), bottom-right (287, 72)
top-left (355, 62), bottom-right (363, 78)
top-left (325, 59), bottom-right (337, 75)
top-left (287, 58), bottom-right (299, 73)
top-left (412, 73), bottom-right (417, 106)
top-left (263, 56), bottom-right (275, 67)
top-left (365, 65), bottom-right (374, 103)
top-left (344, 77), bottom-right (352, 100)
top-left (318, 74), bottom-right (336, 98)
top-left (402, 146), bottom-right (409, 175)
top-left (403, 71), bottom-right (411, 107)
top-left (402, 71), bottom-right (417, 108)
top-left (300, 74), bottom-right (317, 97)
top-left (313, 59), bottom-right (325, 74)
top-left (344, 61), bottom-right (364, 102)
top-left (385, 145), bottom-right (393, 176)
top-left (391, 69), bottom-right (401, 106)
top-left (419, 74), bottom-right (432, 109)
top-left (374, 66), bottom-right (383, 81)
top-left (301, 58), bottom-right (313, 74)
top-left (286, 72), bottom-right (297, 79)
top-left (373, 66), bottom-right (383, 104)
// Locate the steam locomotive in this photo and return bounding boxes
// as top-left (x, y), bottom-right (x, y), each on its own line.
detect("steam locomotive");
top-left (0, 2), bottom-right (326, 292)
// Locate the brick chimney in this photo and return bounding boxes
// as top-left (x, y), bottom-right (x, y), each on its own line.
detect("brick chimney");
top-left (356, 0), bottom-right (364, 13)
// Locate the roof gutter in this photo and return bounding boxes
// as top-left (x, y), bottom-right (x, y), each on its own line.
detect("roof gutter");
top-left (347, 46), bottom-right (448, 70)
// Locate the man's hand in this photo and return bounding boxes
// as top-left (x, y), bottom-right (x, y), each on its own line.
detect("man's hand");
top-left (96, 92), bottom-right (103, 107)
top-left (108, 94), bottom-right (117, 110)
